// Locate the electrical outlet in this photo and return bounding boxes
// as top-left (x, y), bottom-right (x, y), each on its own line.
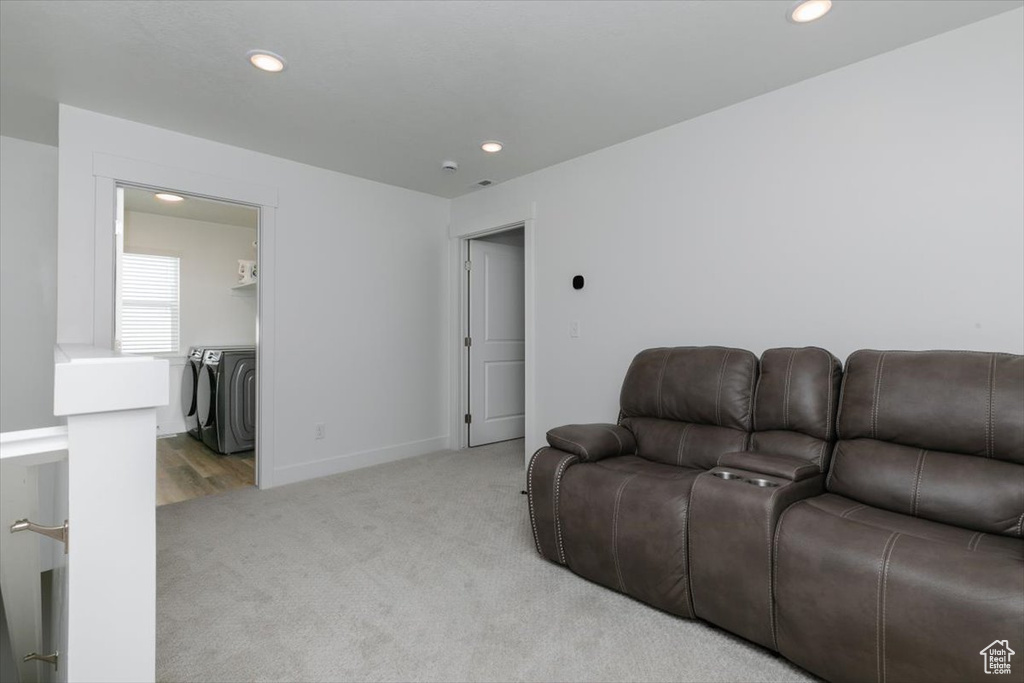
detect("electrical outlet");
top-left (314, 423), bottom-right (326, 440)
top-left (569, 320), bottom-right (581, 338)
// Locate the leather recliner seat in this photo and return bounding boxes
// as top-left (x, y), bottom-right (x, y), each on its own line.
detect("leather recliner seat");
top-left (773, 350), bottom-right (1024, 683)
top-left (528, 346), bottom-right (758, 617)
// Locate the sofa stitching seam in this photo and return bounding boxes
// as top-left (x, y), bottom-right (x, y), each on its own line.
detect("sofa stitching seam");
top-left (752, 354), bottom-right (764, 433)
top-left (765, 485), bottom-right (783, 647)
top-left (911, 449), bottom-right (927, 517)
top-left (814, 440), bottom-right (828, 470)
top-left (676, 424), bottom-right (692, 467)
top-left (771, 500), bottom-right (806, 650)
top-left (553, 454), bottom-right (578, 565)
top-left (611, 473), bottom-right (639, 594)
top-left (822, 348), bottom-right (835, 441)
top-left (839, 502), bottom-right (866, 518)
top-left (715, 349), bottom-right (732, 427)
top-left (526, 448), bottom-right (544, 556)
top-left (826, 442), bottom-right (842, 491)
top-left (747, 352), bottom-right (758, 431)
top-left (879, 533), bottom-right (900, 683)
top-left (656, 350), bottom-right (671, 420)
top-left (783, 349), bottom-right (795, 430)
top-left (681, 499), bottom-right (694, 618)
top-left (834, 350), bottom-right (860, 442)
top-left (871, 352), bottom-right (886, 440)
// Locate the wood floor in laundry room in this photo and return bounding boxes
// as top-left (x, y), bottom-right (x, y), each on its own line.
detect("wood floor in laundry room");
top-left (156, 434), bottom-right (254, 506)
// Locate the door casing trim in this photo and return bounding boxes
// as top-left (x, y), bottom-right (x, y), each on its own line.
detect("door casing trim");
top-left (449, 218), bottom-right (536, 466)
top-left (91, 153), bottom-right (277, 489)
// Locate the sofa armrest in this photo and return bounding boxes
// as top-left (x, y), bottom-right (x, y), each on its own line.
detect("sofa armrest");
top-left (717, 451), bottom-right (820, 481)
top-left (546, 424), bottom-right (636, 462)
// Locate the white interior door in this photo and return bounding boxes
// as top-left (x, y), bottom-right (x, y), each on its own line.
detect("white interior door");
top-left (468, 239), bottom-right (525, 446)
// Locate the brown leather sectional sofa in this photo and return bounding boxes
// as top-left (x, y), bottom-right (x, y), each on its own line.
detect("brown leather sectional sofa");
top-left (527, 346), bottom-right (1023, 683)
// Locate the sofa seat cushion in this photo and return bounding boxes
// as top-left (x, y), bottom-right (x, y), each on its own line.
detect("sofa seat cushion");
top-left (802, 493), bottom-right (1023, 559)
top-left (775, 495), bottom-right (1024, 683)
top-left (559, 455), bottom-right (702, 617)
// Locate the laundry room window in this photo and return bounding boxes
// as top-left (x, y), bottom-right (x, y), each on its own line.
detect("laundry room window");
top-left (120, 252), bottom-right (180, 355)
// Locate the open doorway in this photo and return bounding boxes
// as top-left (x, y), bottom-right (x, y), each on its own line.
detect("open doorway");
top-left (466, 227), bottom-right (525, 447)
top-left (114, 185), bottom-right (260, 505)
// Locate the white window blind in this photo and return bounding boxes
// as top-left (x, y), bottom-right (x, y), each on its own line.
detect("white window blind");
top-left (121, 253), bottom-right (180, 354)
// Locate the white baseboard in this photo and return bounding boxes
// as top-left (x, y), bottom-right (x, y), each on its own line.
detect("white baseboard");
top-left (270, 435), bottom-right (449, 487)
top-left (156, 418), bottom-right (186, 437)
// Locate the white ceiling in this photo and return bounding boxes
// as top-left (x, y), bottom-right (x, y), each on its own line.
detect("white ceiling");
top-left (2, 1), bottom-right (1020, 198)
top-left (123, 187), bottom-right (258, 228)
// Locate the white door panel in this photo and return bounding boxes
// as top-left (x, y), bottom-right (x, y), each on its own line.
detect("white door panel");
top-left (469, 240), bottom-right (525, 446)
top-left (484, 361), bottom-right (525, 420)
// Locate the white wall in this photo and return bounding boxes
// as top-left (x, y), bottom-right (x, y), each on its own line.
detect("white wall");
top-left (125, 211), bottom-right (258, 351)
top-left (0, 135), bottom-right (59, 431)
top-left (58, 107), bottom-right (451, 486)
top-left (124, 211), bottom-right (258, 434)
top-left (451, 10), bottom-right (1024, 454)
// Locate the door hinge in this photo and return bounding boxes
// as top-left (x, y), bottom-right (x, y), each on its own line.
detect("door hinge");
top-left (464, 260), bottom-right (472, 271)
top-left (464, 413), bottom-right (472, 424)
top-left (464, 336), bottom-right (472, 347)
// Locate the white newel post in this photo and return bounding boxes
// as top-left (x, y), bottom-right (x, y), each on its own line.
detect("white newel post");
top-left (54, 345), bottom-right (168, 683)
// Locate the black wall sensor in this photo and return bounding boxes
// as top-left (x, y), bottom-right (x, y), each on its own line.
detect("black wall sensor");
top-left (572, 275), bottom-right (585, 290)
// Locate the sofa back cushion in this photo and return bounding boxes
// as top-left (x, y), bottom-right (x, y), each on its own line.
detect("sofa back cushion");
top-left (619, 347), bottom-right (757, 469)
top-left (829, 350), bottom-right (1024, 537)
top-left (751, 347), bottom-right (842, 469)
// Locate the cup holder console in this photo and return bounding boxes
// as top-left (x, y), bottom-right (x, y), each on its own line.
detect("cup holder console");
top-left (710, 471), bottom-right (780, 488)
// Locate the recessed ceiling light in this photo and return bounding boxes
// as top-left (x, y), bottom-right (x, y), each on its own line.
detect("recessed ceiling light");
top-left (789, 0), bottom-right (832, 23)
top-left (247, 50), bottom-right (287, 73)
top-left (481, 141), bottom-right (504, 153)
top-left (154, 193), bottom-right (185, 202)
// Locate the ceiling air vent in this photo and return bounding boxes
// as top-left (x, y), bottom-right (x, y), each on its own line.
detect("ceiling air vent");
top-left (477, 179), bottom-right (493, 187)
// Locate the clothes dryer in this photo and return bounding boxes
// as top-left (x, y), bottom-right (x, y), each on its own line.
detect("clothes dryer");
top-left (181, 345), bottom-right (252, 440)
top-left (197, 348), bottom-right (257, 454)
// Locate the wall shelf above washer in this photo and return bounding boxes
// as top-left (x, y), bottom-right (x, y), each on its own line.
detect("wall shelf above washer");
top-left (230, 282), bottom-right (256, 297)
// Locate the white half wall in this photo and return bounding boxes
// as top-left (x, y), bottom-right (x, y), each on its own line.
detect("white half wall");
top-left (0, 136), bottom-right (59, 432)
top-left (58, 107), bottom-right (451, 485)
top-left (451, 10), bottom-right (1024, 455)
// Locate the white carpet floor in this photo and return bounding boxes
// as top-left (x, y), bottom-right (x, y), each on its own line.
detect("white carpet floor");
top-left (156, 439), bottom-right (814, 682)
